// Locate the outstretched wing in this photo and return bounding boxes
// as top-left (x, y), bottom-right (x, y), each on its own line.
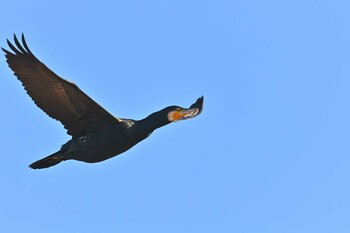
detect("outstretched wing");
top-left (2, 34), bottom-right (123, 138)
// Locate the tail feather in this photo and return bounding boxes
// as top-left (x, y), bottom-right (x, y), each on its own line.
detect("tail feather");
top-left (29, 151), bottom-right (66, 169)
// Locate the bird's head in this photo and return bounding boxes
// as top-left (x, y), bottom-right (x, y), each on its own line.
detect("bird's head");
top-left (137, 96), bottom-right (204, 133)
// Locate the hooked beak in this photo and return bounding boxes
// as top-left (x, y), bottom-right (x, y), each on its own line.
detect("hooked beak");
top-left (189, 96), bottom-right (204, 115)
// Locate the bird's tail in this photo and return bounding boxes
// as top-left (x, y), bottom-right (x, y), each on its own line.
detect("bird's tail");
top-left (29, 151), bottom-right (66, 169)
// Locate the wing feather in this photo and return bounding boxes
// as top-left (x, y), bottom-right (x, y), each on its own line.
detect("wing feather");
top-left (2, 34), bottom-right (123, 137)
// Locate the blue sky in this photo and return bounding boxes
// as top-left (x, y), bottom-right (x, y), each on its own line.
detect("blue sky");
top-left (1, 0), bottom-right (350, 232)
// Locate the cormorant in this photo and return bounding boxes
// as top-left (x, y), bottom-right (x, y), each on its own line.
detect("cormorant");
top-left (2, 34), bottom-right (203, 169)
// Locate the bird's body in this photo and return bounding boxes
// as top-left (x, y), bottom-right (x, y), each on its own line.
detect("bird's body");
top-left (2, 34), bottom-right (203, 169)
top-left (49, 114), bottom-right (164, 165)
top-left (61, 125), bottom-right (137, 163)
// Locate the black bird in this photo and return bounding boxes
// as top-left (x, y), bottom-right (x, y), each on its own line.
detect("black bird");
top-left (2, 34), bottom-right (203, 169)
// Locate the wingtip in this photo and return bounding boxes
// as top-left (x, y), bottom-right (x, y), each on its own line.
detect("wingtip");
top-left (1, 47), bottom-right (10, 54)
top-left (13, 33), bottom-right (27, 54)
top-left (6, 37), bottom-right (22, 54)
top-left (4, 33), bottom-right (33, 56)
top-left (13, 33), bottom-right (18, 43)
top-left (21, 33), bottom-right (33, 55)
top-left (21, 33), bottom-right (26, 43)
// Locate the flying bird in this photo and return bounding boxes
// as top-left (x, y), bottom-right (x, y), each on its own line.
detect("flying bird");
top-left (2, 34), bottom-right (203, 169)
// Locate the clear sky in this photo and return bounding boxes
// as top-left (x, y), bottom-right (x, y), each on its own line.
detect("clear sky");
top-left (1, 1), bottom-right (350, 232)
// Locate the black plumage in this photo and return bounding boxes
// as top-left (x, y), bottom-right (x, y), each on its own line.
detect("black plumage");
top-left (2, 34), bottom-right (203, 169)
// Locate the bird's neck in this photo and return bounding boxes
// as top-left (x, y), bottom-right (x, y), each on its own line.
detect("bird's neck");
top-left (136, 110), bottom-right (170, 134)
